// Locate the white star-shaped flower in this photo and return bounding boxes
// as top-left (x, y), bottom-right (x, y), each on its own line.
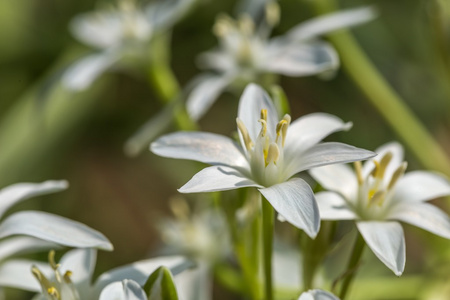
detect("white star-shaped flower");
top-left (152, 84), bottom-right (375, 238)
top-left (310, 142), bottom-right (450, 275)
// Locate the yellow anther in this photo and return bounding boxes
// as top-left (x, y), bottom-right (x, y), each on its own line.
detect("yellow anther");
top-left (266, 143), bottom-right (280, 166)
top-left (260, 109), bottom-right (268, 122)
top-left (368, 190), bottom-right (386, 207)
top-left (388, 162), bottom-right (408, 190)
top-left (375, 151), bottom-right (393, 179)
top-left (236, 118), bottom-right (254, 151)
top-left (213, 15), bottom-right (233, 37)
top-left (63, 270), bottom-right (73, 283)
top-left (48, 250), bottom-right (59, 270)
top-left (265, 1), bottom-right (280, 26)
top-left (258, 119), bottom-right (267, 137)
top-left (276, 119), bottom-right (289, 147)
top-left (354, 161), bottom-right (364, 185)
top-left (370, 160), bottom-right (380, 177)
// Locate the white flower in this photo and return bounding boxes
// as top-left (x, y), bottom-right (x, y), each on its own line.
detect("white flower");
top-left (310, 142), bottom-right (450, 275)
top-left (63, 0), bottom-right (196, 91)
top-left (0, 180), bottom-right (112, 255)
top-left (186, 4), bottom-right (376, 120)
top-left (299, 289), bottom-right (339, 300)
top-left (152, 84), bottom-right (374, 238)
top-left (0, 248), bottom-right (192, 300)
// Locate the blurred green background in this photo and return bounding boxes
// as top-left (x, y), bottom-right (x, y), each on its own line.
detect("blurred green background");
top-left (0, 0), bottom-right (450, 299)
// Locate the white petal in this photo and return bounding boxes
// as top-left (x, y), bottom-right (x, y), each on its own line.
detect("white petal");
top-left (151, 132), bottom-right (248, 169)
top-left (357, 221), bottom-right (405, 276)
top-left (298, 289), bottom-right (339, 300)
top-left (60, 248), bottom-right (97, 298)
top-left (186, 75), bottom-right (233, 121)
top-left (196, 51), bottom-right (235, 72)
top-left (238, 84), bottom-right (278, 142)
top-left (100, 280), bottom-right (147, 300)
top-left (179, 166), bottom-right (260, 193)
top-left (263, 41), bottom-right (339, 77)
top-left (259, 178), bottom-right (320, 238)
top-left (0, 259), bottom-right (51, 292)
top-left (315, 192), bottom-right (357, 220)
top-left (70, 12), bottom-right (124, 49)
top-left (286, 6), bottom-right (377, 41)
top-left (362, 142), bottom-right (404, 179)
top-left (286, 142), bottom-right (375, 178)
top-left (62, 51), bottom-right (119, 91)
top-left (284, 113), bottom-right (352, 158)
top-left (389, 203), bottom-right (450, 239)
top-left (309, 164), bottom-right (357, 201)
top-left (393, 171), bottom-right (450, 203)
top-left (174, 262), bottom-right (211, 300)
top-left (145, 0), bottom-right (195, 30)
top-left (0, 180), bottom-right (68, 219)
top-left (0, 211), bottom-right (113, 251)
top-left (0, 236), bottom-right (59, 261)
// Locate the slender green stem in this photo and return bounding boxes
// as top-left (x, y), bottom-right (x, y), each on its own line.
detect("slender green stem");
top-left (310, 0), bottom-right (450, 176)
top-left (339, 233), bottom-right (365, 300)
top-left (148, 32), bottom-right (197, 131)
top-left (262, 197), bottom-right (274, 300)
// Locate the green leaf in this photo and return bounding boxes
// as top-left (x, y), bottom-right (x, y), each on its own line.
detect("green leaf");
top-left (143, 266), bottom-right (179, 300)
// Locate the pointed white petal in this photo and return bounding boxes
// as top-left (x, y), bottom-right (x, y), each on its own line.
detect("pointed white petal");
top-left (389, 203), bottom-right (450, 239)
top-left (284, 113), bottom-right (352, 157)
top-left (287, 6), bottom-right (377, 41)
top-left (186, 75), bottom-right (233, 121)
top-left (100, 280), bottom-right (147, 300)
top-left (357, 221), bottom-right (405, 276)
top-left (298, 289), bottom-right (339, 300)
top-left (0, 236), bottom-right (59, 261)
top-left (363, 142), bottom-right (404, 179)
top-left (62, 51), bottom-right (119, 91)
top-left (151, 132), bottom-right (248, 169)
top-left (315, 192), bottom-right (357, 220)
top-left (393, 171), bottom-right (450, 203)
top-left (263, 41), bottom-right (339, 77)
top-left (70, 12), bottom-right (123, 49)
top-left (309, 164), bottom-right (357, 201)
top-left (0, 259), bottom-right (51, 292)
top-left (259, 178), bottom-right (320, 238)
top-left (93, 256), bottom-right (190, 298)
top-left (60, 248), bottom-right (97, 298)
top-left (0, 211), bottom-right (113, 251)
top-left (179, 166), bottom-right (260, 193)
top-left (238, 84), bottom-right (278, 142)
top-left (0, 180), bottom-right (68, 219)
top-left (196, 51), bottom-right (235, 72)
top-left (286, 142), bottom-right (375, 178)
top-left (174, 262), bottom-right (211, 300)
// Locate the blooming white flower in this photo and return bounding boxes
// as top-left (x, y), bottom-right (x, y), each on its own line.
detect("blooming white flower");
top-left (0, 180), bottom-right (112, 254)
top-left (298, 289), bottom-right (339, 300)
top-left (63, 0), bottom-right (196, 91)
top-left (152, 84), bottom-right (374, 238)
top-left (0, 248), bottom-right (192, 300)
top-left (186, 3), bottom-right (376, 120)
top-left (310, 142), bottom-right (450, 275)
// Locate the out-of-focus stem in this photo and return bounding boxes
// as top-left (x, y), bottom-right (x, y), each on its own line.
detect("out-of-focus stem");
top-left (262, 197), bottom-right (274, 300)
top-left (310, 0), bottom-right (450, 176)
top-left (339, 232), bottom-right (365, 300)
top-left (148, 32), bottom-right (197, 131)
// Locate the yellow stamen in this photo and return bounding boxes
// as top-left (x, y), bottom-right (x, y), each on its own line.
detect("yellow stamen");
top-left (63, 270), bottom-right (73, 283)
top-left (48, 250), bottom-right (59, 270)
top-left (213, 14), bottom-right (233, 37)
top-left (238, 14), bottom-right (254, 35)
top-left (47, 287), bottom-right (60, 299)
top-left (388, 162), bottom-right (408, 190)
top-left (266, 143), bottom-right (279, 166)
top-left (375, 151), bottom-right (393, 179)
top-left (265, 1), bottom-right (280, 26)
top-left (370, 160), bottom-right (380, 177)
top-left (236, 118), bottom-right (254, 151)
top-left (260, 109), bottom-right (268, 122)
top-left (258, 119), bottom-right (267, 137)
top-left (354, 161), bottom-right (364, 185)
top-left (368, 190), bottom-right (386, 207)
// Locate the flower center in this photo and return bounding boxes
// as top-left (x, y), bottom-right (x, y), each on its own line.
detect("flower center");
top-left (32, 250), bottom-right (80, 300)
top-left (237, 109), bottom-right (291, 186)
top-left (354, 152), bottom-right (407, 219)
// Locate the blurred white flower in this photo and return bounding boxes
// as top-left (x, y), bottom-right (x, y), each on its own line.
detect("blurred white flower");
top-left (152, 83), bottom-right (374, 238)
top-left (0, 180), bottom-right (112, 254)
top-left (299, 289), bottom-right (339, 300)
top-left (310, 142), bottom-right (450, 275)
top-left (186, 3), bottom-right (376, 120)
top-left (63, 0), bottom-right (196, 91)
top-left (0, 248), bottom-right (191, 300)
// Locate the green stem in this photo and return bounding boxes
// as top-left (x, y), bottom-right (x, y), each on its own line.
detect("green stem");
top-left (310, 0), bottom-right (450, 176)
top-left (262, 197), bottom-right (274, 300)
top-left (339, 233), bottom-right (365, 300)
top-left (148, 32), bottom-right (197, 131)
